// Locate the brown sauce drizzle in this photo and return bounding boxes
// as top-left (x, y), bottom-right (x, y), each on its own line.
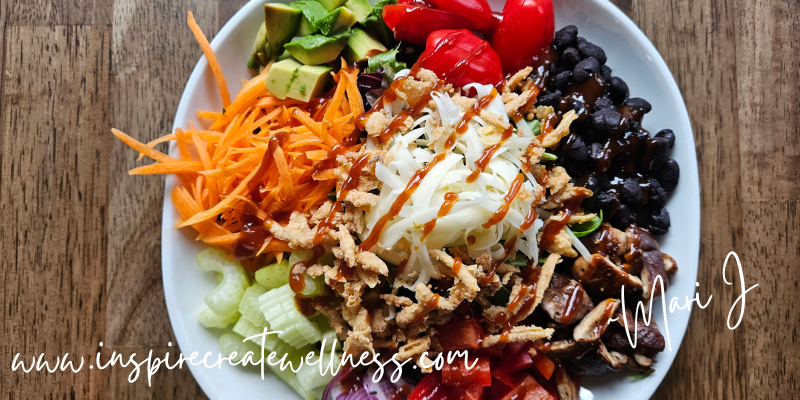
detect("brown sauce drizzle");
top-left (593, 299), bottom-right (617, 336)
top-left (426, 293), bottom-right (441, 309)
top-left (313, 154), bottom-right (371, 244)
top-left (481, 236), bottom-right (516, 286)
top-left (456, 89), bottom-right (498, 134)
top-left (520, 187), bottom-right (546, 232)
top-left (359, 153), bottom-right (448, 252)
top-left (452, 257), bottom-right (463, 274)
top-left (560, 283), bottom-right (587, 324)
top-left (467, 125), bottom-right (515, 183)
top-left (420, 192), bottom-right (459, 241)
top-left (538, 190), bottom-right (588, 254)
top-left (484, 173), bottom-right (525, 228)
top-left (467, 235), bottom-right (476, 246)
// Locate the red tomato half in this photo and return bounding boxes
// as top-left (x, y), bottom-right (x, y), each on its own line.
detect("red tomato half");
top-left (416, 29), bottom-right (504, 88)
top-left (383, 5), bottom-right (476, 45)
top-left (491, 0), bottom-right (555, 74)
top-left (499, 375), bottom-right (556, 400)
top-left (408, 372), bottom-right (451, 400)
top-left (427, 0), bottom-right (498, 34)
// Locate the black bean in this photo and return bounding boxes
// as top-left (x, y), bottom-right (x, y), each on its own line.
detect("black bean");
top-left (597, 191), bottom-right (620, 218)
top-left (620, 177), bottom-right (644, 207)
top-left (573, 57), bottom-right (600, 83)
top-left (562, 47), bottom-right (581, 68)
top-left (554, 25), bottom-right (578, 49)
top-left (607, 77), bottom-right (629, 103)
top-left (592, 109), bottom-right (622, 134)
top-left (635, 207), bottom-right (650, 226)
top-left (551, 71), bottom-right (573, 92)
top-left (593, 97), bottom-right (615, 112)
top-left (576, 37), bottom-right (587, 46)
top-left (584, 176), bottom-right (599, 193)
top-left (596, 173), bottom-right (611, 191)
top-left (610, 204), bottom-right (634, 229)
top-left (566, 135), bottom-right (590, 162)
top-left (624, 97), bottom-right (652, 113)
top-left (647, 177), bottom-right (667, 208)
top-left (599, 65), bottom-right (612, 81)
top-left (656, 159), bottom-right (680, 192)
top-left (646, 207), bottom-right (671, 235)
top-left (642, 137), bottom-right (670, 173)
top-left (590, 142), bottom-right (605, 160)
top-left (537, 91), bottom-right (562, 108)
top-left (577, 40), bottom-right (607, 65)
top-left (655, 129), bottom-right (675, 150)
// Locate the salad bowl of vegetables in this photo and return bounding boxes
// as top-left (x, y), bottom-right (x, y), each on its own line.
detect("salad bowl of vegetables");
top-left (111, 0), bottom-right (700, 399)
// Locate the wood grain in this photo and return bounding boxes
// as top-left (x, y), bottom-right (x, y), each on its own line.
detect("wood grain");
top-left (0, 0), bottom-right (798, 399)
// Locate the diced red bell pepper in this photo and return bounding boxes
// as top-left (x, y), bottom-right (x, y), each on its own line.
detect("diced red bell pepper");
top-left (427, 0), bottom-right (498, 35)
top-left (532, 354), bottom-right (555, 380)
top-left (416, 29), bottom-right (504, 89)
top-left (451, 385), bottom-right (485, 400)
top-left (491, 0), bottom-right (555, 74)
top-left (437, 316), bottom-right (487, 351)
top-left (443, 356), bottom-right (492, 387)
top-left (499, 375), bottom-right (556, 400)
top-left (382, 5), bottom-right (476, 45)
top-left (408, 371), bottom-right (451, 400)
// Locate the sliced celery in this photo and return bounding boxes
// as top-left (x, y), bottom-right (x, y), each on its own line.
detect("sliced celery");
top-left (320, 329), bottom-right (341, 351)
top-left (255, 260), bottom-right (291, 289)
top-left (219, 333), bottom-right (262, 364)
top-left (232, 318), bottom-right (287, 352)
top-left (300, 274), bottom-right (326, 298)
top-left (239, 283), bottom-right (268, 325)
top-left (296, 350), bottom-right (341, 392)
top-left (259, 284), bottom-right (322, 348)
top-left (289, 250), bottom-right (313, 266)
top-left (267, 343), bottom-right (317, 400)
top-left (196, 308), bottom-right (240, 329)
top-left (196, 248), bottom-right (249, 318)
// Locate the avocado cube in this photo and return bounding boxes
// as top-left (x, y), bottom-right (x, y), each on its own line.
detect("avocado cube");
top-left (329, 7), bottom-right (357, 33)
top-left (264, 4), bottom-right (302, 54)
top-left (247, 22), bottom-right (270, 70)
top-left (314, 0), bottom-right (347, 11)
top-left (284, 29), bottom-right (350, 65)
top-left (291, 0), bottom-right (329, 35)
top-left (344, 0), bottom-right (373, 22)
top-left (266, 58), bottom-right (332, 102)
top-left (342, 27), bottom-right (386, 63)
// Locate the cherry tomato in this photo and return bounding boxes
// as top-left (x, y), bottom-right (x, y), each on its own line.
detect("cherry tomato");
top-left (408, 372), bottom-right (451, 400)
top-left (491, 0), bottom-right (555, 74)
top-left (442, 357), bottom-right (492, 387)
top-left (415, 29), bottom-right (504, 89)
top-left (383, 5), bottom-right (476, 45)
top-left (427, 0), bottom-right (498, 35)
top-left (436, 315), bottom-right (487, 351)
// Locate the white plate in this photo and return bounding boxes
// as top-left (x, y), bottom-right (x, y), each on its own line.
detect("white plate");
top-left (161, 0), bottom-right (700, 398)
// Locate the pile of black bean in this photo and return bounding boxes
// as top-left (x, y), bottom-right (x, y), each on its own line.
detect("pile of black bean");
top-left (539, 25), bottom-right (680, 235)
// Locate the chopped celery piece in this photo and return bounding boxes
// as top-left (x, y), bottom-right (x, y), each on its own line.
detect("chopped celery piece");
top-left (197, 308), bottom-right (240, 329)
top-left (259, 284), bottom-right (322, 348)
top-left (289, 250), bottom-right (313, 265)
top-left (239, 283), bottom-right (268, 325)
top-left (196, 248), bottom-right (249, 318)
top-left (232, 318), bottom-right (286, 352)
top-left (267, 344), bottom-right (316, 400)
top-left (219, 333), bottom-right (262, 364)
top-left (300, 274), bottom-right (326, 298)
top-left (529, 119), bottom-right (541, 136)
top-left (320, 329), bottom-right (341, 350)
top-left (255, 260), bottom-right (290, 289)
top-left (296, 350), bottom-right (341, 392)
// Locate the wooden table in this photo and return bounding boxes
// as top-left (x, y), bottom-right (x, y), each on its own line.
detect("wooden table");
top-left (1, 0), bottom-right (797, 398)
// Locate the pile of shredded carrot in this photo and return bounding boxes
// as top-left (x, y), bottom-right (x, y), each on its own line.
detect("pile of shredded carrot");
top-left (112, 11), bottom-right (365, 258)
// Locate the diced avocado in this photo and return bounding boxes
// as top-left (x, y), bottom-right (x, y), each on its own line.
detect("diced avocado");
top-left (284, 29), bottom-right (351, 65)
top-left (342, 27), bottom-right (386, 63)
top-left (247, 22), bottom-right (271, 70)
top-left (264, 4), bottom-right (302, 54)
top-left (344, 0), bottom-right (373, 21)
top-left (329, 7), bottom-right (357, 33)
top-left (314, 0), bottom-right (347, 11)
top-left (266, 58), bottom-right (332, 102)
top-left (291, 1), bottom-right (329, 35)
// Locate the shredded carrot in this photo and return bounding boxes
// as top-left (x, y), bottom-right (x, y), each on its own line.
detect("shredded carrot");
top-left (187, 11), bottom-right (231, 109)
top-left (111, 10), bottom-right (366, 257)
